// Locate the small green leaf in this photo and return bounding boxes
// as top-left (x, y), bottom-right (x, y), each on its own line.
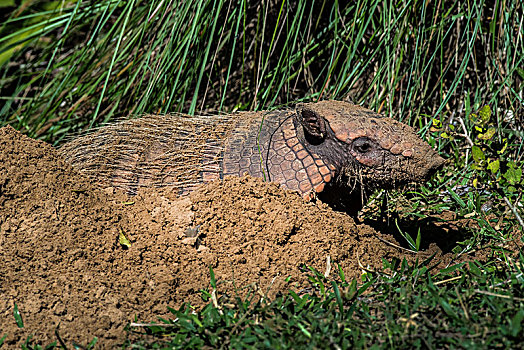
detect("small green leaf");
top-left (297, 323), bottom-right (312, 338)
top-left (396, 219), bottom-right (417, 251)
top-left (13, 303), bottom-right (24, 328)
top-left (179, 318), bottom-right (197, 332)
top-left (0, 0), bottom-right (15, 7)
top-left (190, 313), bottom-right (203, 328)
top-left (209, 266), bottom-right (216, 289)
top-left (510, 310), bottom-right (524, 337)
top-left (478, 126), bottom-right (496, 140)
top-left (87, 337), bottom-right (98, 349)
top-left (478, 131), bottom-right (493, 142)
top-left (118, 229), bottom-right (131, 248)
top-left (357, 278), bottom-right (373, 295)
top-left (471, 163), bottom-right (481, 171)
top-left (439, 299), bottom-right (458, 320)
top-left (504, 164), bottom-right (522, 185)
top-left (440, 263), bottom-right (466, 274)
top-left (468, 261), bottom-right (482, 276)
top-left (331, 281), bottom-right (344, 316)
top-left (338, 264), bottom-right (346, 282)
top-left (289, 290), bottom-right (302, 303)
top-left (498, 139), bottom-right (508, 154)
top-left (348, 279), bottom-right (358, 297)
top-left (489, 19), bottom-right (496, 35)
top-left (471, 146), bottom-right (485, 163)
top-left (446, 186), bottom-right (467, 208)
top-left (430, 120), bottom-right (442, 132)
top-left (487, 159), bottom-right (500, 174)
top-left (45, 341), bottom-right (58, 349)
top-left (441, 132), bottom-right (450, 139)
top-left (478, 105), bottom-right (491, 124)
top-left (515, 67), bottom-right (524, 80)
top-left (0, 333), bottom-right (6, 346)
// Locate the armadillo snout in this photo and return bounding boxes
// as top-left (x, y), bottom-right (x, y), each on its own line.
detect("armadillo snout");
top-left (411, 149), bottom-right (446, 182)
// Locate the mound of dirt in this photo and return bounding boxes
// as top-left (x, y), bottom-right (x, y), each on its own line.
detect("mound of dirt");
top-left (0, 126), bottom-right (475, 347)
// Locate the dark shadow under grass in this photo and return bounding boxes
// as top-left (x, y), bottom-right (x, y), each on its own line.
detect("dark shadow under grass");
top-left (361, 213), bottom-right (472, 254)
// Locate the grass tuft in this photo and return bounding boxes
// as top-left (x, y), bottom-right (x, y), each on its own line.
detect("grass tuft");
top-left (125, 254), bottom-right (524, 348)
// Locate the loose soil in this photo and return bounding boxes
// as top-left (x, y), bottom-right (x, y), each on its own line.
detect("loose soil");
top-left (0, 126), bottom-right (504, 347)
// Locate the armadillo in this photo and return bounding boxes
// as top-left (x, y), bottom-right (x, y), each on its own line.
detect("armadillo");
top-left (59, 100), bottom-right (445, 214)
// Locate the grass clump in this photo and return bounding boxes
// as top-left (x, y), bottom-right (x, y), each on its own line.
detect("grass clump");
top-left (126, 256), bottom-right (524, 349)
top-left (1, 1), bottom-right (522, 144)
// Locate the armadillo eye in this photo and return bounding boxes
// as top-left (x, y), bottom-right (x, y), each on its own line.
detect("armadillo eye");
top-left (353, 138), bottom-right (372, 153)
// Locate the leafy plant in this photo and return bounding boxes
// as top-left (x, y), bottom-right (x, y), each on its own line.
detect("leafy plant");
top-left (468, 105), bottom-right (522, 193)
top-left (432, 104), bottom-right (524, 229)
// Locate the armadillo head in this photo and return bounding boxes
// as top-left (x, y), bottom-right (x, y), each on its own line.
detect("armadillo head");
top-left (294, 100), bottom-right (445, 206)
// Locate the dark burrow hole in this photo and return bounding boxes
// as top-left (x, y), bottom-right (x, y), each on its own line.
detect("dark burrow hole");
top-left (360, 213), bottom-right (469, 254)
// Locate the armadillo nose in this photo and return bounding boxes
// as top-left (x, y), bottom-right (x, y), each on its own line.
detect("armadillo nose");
top-left (413, 148), bottom-right (446, 181)
top-left (427, 153), bottom-right (447, 176)
top-left (436, 154), bottom-right (447, 169)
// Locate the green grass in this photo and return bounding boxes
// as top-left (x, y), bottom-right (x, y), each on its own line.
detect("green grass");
top-left (2, 1), bottom-right (522, 144)
top-left (1, 0), bottom-right (523, 348)
top-left (124, 257), bottom-right (524, 349)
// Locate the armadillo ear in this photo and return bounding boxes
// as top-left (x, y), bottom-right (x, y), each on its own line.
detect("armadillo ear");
top-left (296, 105), bottom-right (326, 141)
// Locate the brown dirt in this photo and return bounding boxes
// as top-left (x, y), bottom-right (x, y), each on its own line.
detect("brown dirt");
top-left (0, 126), bottom-right (503, 348)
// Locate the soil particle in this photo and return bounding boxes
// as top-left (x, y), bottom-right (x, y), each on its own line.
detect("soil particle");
top-left (0, 126), bottom-right (502, 347)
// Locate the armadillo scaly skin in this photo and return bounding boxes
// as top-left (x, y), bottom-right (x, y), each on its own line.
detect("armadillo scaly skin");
top-left (59, 100), bottom-right (446, 214)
